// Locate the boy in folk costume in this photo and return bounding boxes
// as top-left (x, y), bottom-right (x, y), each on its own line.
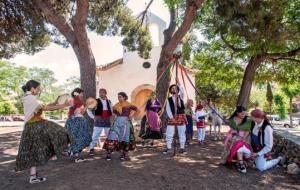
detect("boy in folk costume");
top-left (163, 84), bottom-right (187, 155)
top-left (89, 88), bottom-right (113, 156)
top-left (195, 103), bottom-right (208, 144)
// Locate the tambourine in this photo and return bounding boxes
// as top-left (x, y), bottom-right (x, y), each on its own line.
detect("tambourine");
top-left (57, 94), bottom-right (72, 105)
top-left (86, 97), bottom-right (98, 109)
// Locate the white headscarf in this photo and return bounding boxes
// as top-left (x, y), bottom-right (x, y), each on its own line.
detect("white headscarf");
top-left (21, 92), bottom-right (43, 123)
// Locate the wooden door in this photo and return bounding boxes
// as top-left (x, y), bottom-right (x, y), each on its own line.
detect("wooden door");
top-left (133, 89), bottom-right (153, 120)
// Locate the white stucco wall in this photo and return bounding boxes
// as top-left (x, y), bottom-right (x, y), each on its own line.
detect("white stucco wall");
top-left (96, 11), bottom-right (196, 108)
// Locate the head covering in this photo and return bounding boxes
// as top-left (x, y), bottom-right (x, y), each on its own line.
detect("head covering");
top-left (250, 109), bottom-right (266, 119)
top-left (196, 103), bottom-right (204, 110)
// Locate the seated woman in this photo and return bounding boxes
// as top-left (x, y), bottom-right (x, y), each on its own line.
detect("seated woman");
top-left (140, 93), bottom-right (162, 146)
top-left (221, 106), bottom-right (253, 173)
top-left (103, 92), bottom-right (138, 161)
top-left (250, 109), bottom-right (284, 171)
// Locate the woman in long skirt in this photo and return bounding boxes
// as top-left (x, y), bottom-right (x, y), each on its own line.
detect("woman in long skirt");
top-left (16, 80), bottom-right (72, 184)
top-left (140, 93), bottom-right (162, 146)
top-left (65, 88), bottom-right (92, 163)
top-left (103, 92), bottom-right (137, 161)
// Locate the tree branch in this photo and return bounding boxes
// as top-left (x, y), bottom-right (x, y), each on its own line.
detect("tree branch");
top-left (71, 0), bottom-right (89, 27)
top-left (220, 33), bottom-right (246, 52)
top-left (164, 0), bottom-right (205, 53)
top-left (163, 6), bottom-right (176, 46)
top-left (139, 0), bottom-right (154, 26)
top-left (266, 47), bottom-right (300, 59)
top-left (268, 57), bottom-right (300, 64)
top-left (34, 0), bottom-right (76, 44)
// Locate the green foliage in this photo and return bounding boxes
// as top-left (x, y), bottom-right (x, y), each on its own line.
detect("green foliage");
top-left (190, 45), bottom-right (244, 111)
top-left (0, 60), bottom-right (65, 113)
top-left (0, 101), bottom-right (17, 115)
top-left (0, 0), bottom-right (152, 59)
top-left (274, 94), bottom-right (287, 119)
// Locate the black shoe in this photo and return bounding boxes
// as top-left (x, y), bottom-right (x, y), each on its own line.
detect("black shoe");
top-left (29, 173), bottom-right (46, 184)
top-left (237, 163), bottom-right (247, 173)
top-left (106, 155), bottom-right (112, 161)
top-left (120, 155), bottom-right (126, 161)
top-left (179, 148), bottom-right (187, 155)
top-left (162, 148), bottom-right (171, 155)
top-left (75, 157), bottom-right (86, 163)
top-left (89, 149), bottom-right (95, 156)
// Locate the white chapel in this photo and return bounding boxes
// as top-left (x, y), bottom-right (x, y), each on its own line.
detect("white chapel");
top-left (96, 12), bottom-right (196, 120)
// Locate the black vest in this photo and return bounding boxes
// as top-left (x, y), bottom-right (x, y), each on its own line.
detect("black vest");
top-left (168, 97), bottom-right (185, 115)
top-left (94, 98), bottom-right (112, 116)
top-left (250, 120), bottom-right (272, 152)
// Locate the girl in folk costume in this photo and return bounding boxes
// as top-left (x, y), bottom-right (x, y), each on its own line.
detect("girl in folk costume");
top-left (140, 93), bottom-right (162, 145)
top-left (185, 99), bottom-right (194, 146)
top-left (16, 80), bottom-right (72, 184)
top-left (221, 106), bottom-right (253, 173)
top-left (195, 103), bottom-right (207, 144)
top-left (163, 84), bottom-right (187, 155)
top-left (65, 88), bottom-right (92, 163)
top-left (103, 92), bottom-right (137, 161)
top-left (250, 109), bottom-right (284, 171)
top-left (89, 88), bottom-right (113, 156)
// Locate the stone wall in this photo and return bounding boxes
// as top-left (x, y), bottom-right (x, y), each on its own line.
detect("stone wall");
top-left (273, 130), bottom-right (300, 166)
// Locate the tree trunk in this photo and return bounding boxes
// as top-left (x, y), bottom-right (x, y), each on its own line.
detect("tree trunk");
top-left (156, 51), bottom-right (172, 104)
top-left (289, 97), bottom-right (293, 128)
top-left (71, 30), bottom-right (96, 99)
top-left (236, 56), bottom-right (265, 107)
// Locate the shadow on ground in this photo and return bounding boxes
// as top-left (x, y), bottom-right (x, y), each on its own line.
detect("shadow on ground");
top-left (0, 130), bottom-right (299, 190)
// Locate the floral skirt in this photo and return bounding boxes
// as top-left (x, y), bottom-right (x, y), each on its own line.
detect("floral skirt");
top-left (16, 120), bottom-right (72, 171)
top-left (103, 117), bottom-right (136, 152)
top-left (65, 117), bottom-right (92, 154)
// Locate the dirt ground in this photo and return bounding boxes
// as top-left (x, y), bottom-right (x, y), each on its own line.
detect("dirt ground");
top-left (0, 126), bottom-right (299, 190)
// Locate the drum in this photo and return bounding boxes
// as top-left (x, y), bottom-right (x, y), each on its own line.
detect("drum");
top-left (86, 97), bottom-right (98, 109)
top-left (57, 94), bottom-right (72, 105)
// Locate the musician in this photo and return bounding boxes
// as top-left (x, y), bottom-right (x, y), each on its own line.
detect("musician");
top-left (89, 88), bottom-right (113, 156)
top-left (65, 88), bottom-right (92, 163)
top-left (163, 82), bottom-right (187, 155)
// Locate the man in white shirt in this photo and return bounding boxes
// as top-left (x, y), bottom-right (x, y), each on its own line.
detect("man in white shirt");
top-left (89, 88), bottom-right (113, 156)
top-left (163, 84), bottom-right (187, 155)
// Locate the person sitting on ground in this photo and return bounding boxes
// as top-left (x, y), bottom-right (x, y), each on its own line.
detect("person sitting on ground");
top-left (220, 106), bottom-right (253, 174)
top-left (250, 109), bottom-right (284, 171)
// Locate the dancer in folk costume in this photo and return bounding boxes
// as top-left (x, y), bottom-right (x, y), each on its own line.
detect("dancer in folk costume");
top-left (221, 106), bottom-right (253, 173)
top-left (140, 93), bottom-right (162, 146)
top-left (250, 109), bottom-right (284, 172)
top-left (103, 92), bottom-right (137, 161)
top-left (195, 103), bottom-right (208, 145)
top-left (65, 88), bottom-right (92, 163)
top-left (185, 99), bottom-right (194, 146)
top-left (89, 88), bottom-right (113, 156)
top-left (208, 102), bottom-right (223, 141)
top-left (163, 84), bottom-right (187, 155)
top-left (16, 80), bottom-right (72, 184)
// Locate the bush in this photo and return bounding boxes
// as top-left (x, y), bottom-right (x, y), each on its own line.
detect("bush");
top-left (0, 101), bottom-right (17, 115)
